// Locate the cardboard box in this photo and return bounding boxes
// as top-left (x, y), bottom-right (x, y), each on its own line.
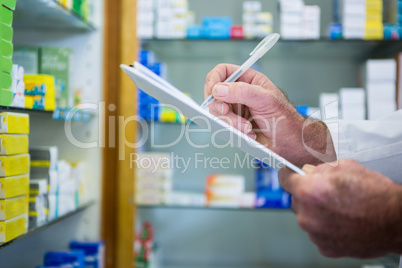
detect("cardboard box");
top-left (0, 72), bottom-right (11, 90)
top-left (0, 134), bottom-right (29, 155)
top-left (0, 23), bottom-right (12, 42)
top-left (0, 174), bottom-right (29, 199)
top-left (30, 168), bottom-right (58, 194)
top-left (0, 39), bottom-right (12, 59)
top-left (0, 214), bottom-right (28, 243)
top-left (13, 47), bottom-right (39, 74)
top-left (0, 112), bottom-right (29, 134)
top-left (29, 179), bottom-right (48, 196)
top-left (24, 74), bottom-right (54, 96)
top-left (28, 208), bottom-right (46, 229)
top-left (0, 88), bottom-right (12, 106)
top-left (29, 195), bottom-right (46, 211)
top-left (0, 6), bottom-right (13, 26)
top-left (40, 47), bottom-right (73, 109)
top-left (30, 147), bottom-right (58, 170)
top-left (0, 55), bottom-right (12, 74)
top-left (0, 0), bottom-right (17, 10)
top-left (0, 195), bottom-right (28, 221)
top-left (0, 154), bottom-right (30, 177)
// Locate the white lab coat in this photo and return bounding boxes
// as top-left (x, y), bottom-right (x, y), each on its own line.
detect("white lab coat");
top-left (326, 110), bottom-right (402, 185)
top-left (326, 110), bottom-right (402, 266)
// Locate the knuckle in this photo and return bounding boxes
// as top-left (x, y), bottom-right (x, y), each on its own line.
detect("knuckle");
top-left (297, 216), bottom-right (312, 231)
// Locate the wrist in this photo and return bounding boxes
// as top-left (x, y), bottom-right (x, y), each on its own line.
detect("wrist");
top-left (388, 183), bottom-right (402, 254)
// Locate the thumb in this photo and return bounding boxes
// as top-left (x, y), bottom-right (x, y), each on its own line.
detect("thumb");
top-left (212, 82), bottom-right (269, 110)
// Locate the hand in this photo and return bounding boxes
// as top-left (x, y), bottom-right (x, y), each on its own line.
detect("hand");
top-left (204, 64), bottom-right (336, 166)
top-left (279, 159), bottom-right (402, 258)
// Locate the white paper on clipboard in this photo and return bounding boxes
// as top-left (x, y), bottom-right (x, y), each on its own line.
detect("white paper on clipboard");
top-left (121, 62), bottom-right (305, 175)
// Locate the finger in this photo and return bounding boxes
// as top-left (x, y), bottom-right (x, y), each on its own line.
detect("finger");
top-left (291, 196), bottom-right (300, 214)
top-left (212, 82), bottom-right (271, 112)
top-left (205, 64), bottom-right (269, 96)
top-left (209, 109), bottom-right (252, 134)
top-left (211, 101), bottom-right (230, 115)
top-left (278, 167), bottom-right (304, 194)
top-left (302, 164), bottom-right (316, 174)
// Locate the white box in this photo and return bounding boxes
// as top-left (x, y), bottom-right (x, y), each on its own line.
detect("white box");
top-left (368, 101), bottom-right (397, 120)
top-left (280, 0), bottom-right (304, 13)
top-left (281, 24), bottom-right (303, 39)
top-left (281, 13), bottom-right (304, 24)
top-left (366, 59), bottom-right (397, 82)
top-left (341, 107), bottom-right (366, 120)
top-left (304, 5), bottom-right (320, 21)
top-left (243, 1), bottom-right (262, 13)
top-left (339, 88), bottom-right (365, 104)
top-left (320, 93), bottom-right (339, 120)
top-left (367, 82), bottom-right (396, 101)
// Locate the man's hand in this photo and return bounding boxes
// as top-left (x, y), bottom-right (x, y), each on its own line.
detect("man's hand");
top-left (204, 64), bottom-right (336, 166)
top-left (279, 159), bottom-right (402, 258)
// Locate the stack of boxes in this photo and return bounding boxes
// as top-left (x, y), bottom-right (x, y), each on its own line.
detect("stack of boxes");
top-left (24, 74), bottom-right (56, 111)
top-left (187, 17), bottom-right (232, 39)
top-left (279, 0), bottom-right (304, 39)
top-left (205, 174), bottom-right (245, 208)
top-left (384, 0), bottom-right (402, 40)
top-left (319, 93), bottom-right (339, 120)
top-left (11, 64), bottom-right (25, 108)
top-left (58, 160), bottom-right (80, 216)
top-left (341, 0), bottom-right (366, 39)
top-left (365, 59), bottom-right (397, 120)
top-left (29, 147), bottom-right (58, 228)
top-left (135, 153), bottom-right (173, 205)
top-left (242, 1), bottom-right (273, 39)
top-left (303, 5), bottom-right (321, 39)
top-left (155, 0), bottom-right (191, 39)
top-left (339, 88), bottom-right (366, 120)
top-left (0, 1), bottom-right (15, 106)
top-left (0, 112), bottom-right (30, 243)
top-left (365, 0), bottom-right (383, 40)
top-left (137, 0), bottom-right (155, 39)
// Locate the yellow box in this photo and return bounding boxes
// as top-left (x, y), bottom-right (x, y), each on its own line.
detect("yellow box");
top-left (0, 174), bottom-right (29, 199)
top-left (0, 214), bottom-right (28, 243)
top-left (0, 134), bottom-right (28, 155)
top-left (365, 22), bottom-right (384, 40)
top-left (0, 112), bottom-right (30, 134)
top-left (0, 195), bottom-right (28, 221)
top-left (23, 74), bottom-right (54, 96)
top-left (0, 154), bottom-right (30, 177)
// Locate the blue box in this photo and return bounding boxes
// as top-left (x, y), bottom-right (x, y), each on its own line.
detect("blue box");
top-left (255, 161), bottom-right (291, 209)
top-left (138, 50), bottom-right (155, 67)
top-left (187, 25), bottom-right (204, 39)
top-left (329, 23), bottom-right (342, 40)
top-left (202, 17), bottom-right (232, 39)
top-left (384, 24), bottom-right (401, 40)
top-left (44, 251), bottom-right (85, 268)
top-left (70, 241), bottom-right (105, 268)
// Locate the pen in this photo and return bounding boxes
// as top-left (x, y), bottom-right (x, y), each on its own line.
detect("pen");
top-left (201, 33), bottom-right (280, 109)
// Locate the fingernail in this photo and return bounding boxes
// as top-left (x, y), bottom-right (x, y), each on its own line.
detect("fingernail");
top-left (213, 84), bottom-right (229, 97)
top-left (245, 121), bottom-right (252, 133)
top-left (302, 164), bottom-right (315, 174)
top-left (215, 101), bottom-right (224, 113)
top-left (247, 132), bottom-right (257, 140)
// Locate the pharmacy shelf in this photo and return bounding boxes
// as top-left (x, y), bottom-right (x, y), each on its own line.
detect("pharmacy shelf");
top-left (138, 205), bottom-right (291, 212)
top-left (0, 201), bottom-right (95, 250)
top-left (13, 0), bottom-right (95, 31)
top-left (141, 38), bottom-right (402, 60)
top-left (0, 105), bottom-right (53, 114)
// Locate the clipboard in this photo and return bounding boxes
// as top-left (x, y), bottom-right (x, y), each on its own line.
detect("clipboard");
top-left (121, 62), bottom-right (305, 175)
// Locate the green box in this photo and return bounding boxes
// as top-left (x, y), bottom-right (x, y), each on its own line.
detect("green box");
top-left (0, 22), bottom-right (12, 42)
top-left (0, 72), bottom-right (11, 90)
top-left (13, 47), bottom-right (39, 74)
top-left (0, 39), bottom-right (12, 58)
top-left (0, 6), bottom-right (12, 26)
top-left (40, 47), bottom-right (72, 108)
top-left (0, 88), bottom-right (12, 106)
top-left (1, 0), bottom-right (16, 10)
top-left (0, 55), bottom-right (11, 73)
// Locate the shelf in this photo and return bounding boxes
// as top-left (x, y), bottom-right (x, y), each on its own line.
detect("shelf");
top-left (13, 0), bottom-right (95, 31)
top-left (0, 105), bottom-right (53, 114)
top-left (141, 38), bottom-right (402, 60)
top-left (0, 202), bottom-right (95, 250)
top-left (52, 107), bottom-right (96, 122)
top-left (138, 205), bottom-right (291, 212)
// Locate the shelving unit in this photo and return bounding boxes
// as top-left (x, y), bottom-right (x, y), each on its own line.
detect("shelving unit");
top-left (0, 202), bottom-right (95, 250)
top-left (138, 205), bottom-right (291, 212)
top-left (0, 0), bottom-right (104, 267)
top-left (13, 0), bottom-right (95, 31)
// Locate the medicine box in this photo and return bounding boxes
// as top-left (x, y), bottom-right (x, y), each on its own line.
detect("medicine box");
top-left (0, 195), bottom-right (28, 221)
top-left (0, 134), bottom-right (28, 155)
top-left (30, 146), bottom-right (58, 170)
top-left (24, 74), bottom-right (54, 96)
top-left (0, 0), bottom-right (17, 10)
top-left (0, 39), bottom-right (12, 58)
top-left (29, 179), bottom-right (48, 196)
top-left (0, 88), bottom-right (12, 106)
top-left (13, 47), bottom-right (39, 74)
top-left (0, 213), bottom-right (28, 243)
top-left (0, 22), bottom-right (12, 42)
top-left (0, 112), bottom-right (29, 134)
top-left (69, 241), bottom-right (105, 268)
top-left (0, 174), bottom-right (29, 199)
top-left (0, 6), bottom-right (13, 26)
top-left (0, 55), bottom-right (12, 74)
top-left (29, 208), bottom-right (46, 229)
top-left (0, 154), bottom-right (30, 177)
top-left (29, 195), bottom-right (46, 211)
top-left (30, 168), bottom-right (58, 194)
top-left (0, 72), bottom-right (11, 90)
